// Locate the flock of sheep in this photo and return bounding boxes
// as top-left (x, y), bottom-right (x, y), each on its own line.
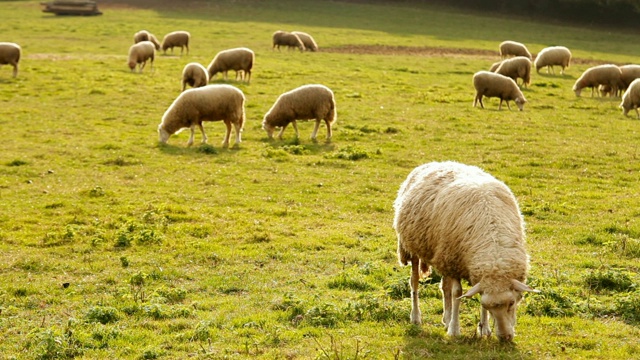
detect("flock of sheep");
top-left (472, 40), bottom-right (640, 118)
top-left (1, 29), bottom-right (633, 343)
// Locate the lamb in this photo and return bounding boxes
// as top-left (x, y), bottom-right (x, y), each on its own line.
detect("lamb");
top-left (495, 56), bottom-right (532, 87)
top-left (161, 31), bottom-right (190, 55)
top-left (572, 64), bottom-right (622, 97)
top-left (127, 41), bottom-right (155, 73)
top-left (291, 31), bottom-right (318, 52)
top-left (133, 30), bottom-right (160, 50)
top-left (534, 46), bottom-right (571, 75)
top-left (272, 31), bottom-right (305, 52)
top-left (619, 78), bottom-right (640, 119)
top-left (473, 71), bottom-right (527, 111)
top-left (262, 84), bottom-right (336, 142)
top-left (181, 62), bottom-right (209, 91)
top-left (158, 84), bottom-right (245, 148)
top-left (499, 41), bottom-right (531, 59)
top-left (206, 47), bottom-right (254, 83)
top-left (0, 42), bottom-right (21, 77)
top-left (393, 161), bottom-right (539, 341)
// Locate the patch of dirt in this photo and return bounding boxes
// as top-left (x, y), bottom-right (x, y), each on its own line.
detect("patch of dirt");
top-left (323, 44), bottom-right (498, 59)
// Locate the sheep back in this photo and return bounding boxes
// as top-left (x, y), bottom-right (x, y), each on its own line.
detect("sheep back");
top-left (162, 31), bottom-right (190, 54)
top-left (181, 62), bottom-right (209, 91)
top-left (572, 64), bottom-right (622, 96)
top-left (473, 71), bottom-right (526, 110)
top-left (0, 42), bottom-right (21, 77)
top-left (499, 41), bottom-right (531, 59)
top-left (534, 46), bottom-right (571, 74)
top-left (127, 41), bottom-right (155, 72)
top-left (393, 161), bottom-right (529, 284)
top-left (206, 47), bottom-right (254, 82)
top-left (159, 84), bottom-right (245, 139)
top-left (263, 84), bottom-right (336, 128)
top-left (620, 78), bottom-right (640, 117)
top-left (291, 31), bottom-right (318, 51)
top-left (495, 56), bottom-right (531, 86)
top-left (272, 31), bottom-right (305, 52)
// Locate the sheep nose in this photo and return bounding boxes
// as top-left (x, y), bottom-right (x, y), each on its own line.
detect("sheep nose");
top-left (500, 333), bottom-right (514, 342)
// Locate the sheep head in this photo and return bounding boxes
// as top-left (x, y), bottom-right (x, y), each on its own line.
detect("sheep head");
top-left (460, 279), bottom-right (539, 342)
top-left (158, 125), bottom-right (170, 143)
top-left (515, 97), bottom-right (527, 111)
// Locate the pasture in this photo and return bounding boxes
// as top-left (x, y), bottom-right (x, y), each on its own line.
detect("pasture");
top-left (0, 0), bottom-right (639, 358)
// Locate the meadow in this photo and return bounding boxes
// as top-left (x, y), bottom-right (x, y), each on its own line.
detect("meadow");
top-left (0, 0), bottom-right (639, 358)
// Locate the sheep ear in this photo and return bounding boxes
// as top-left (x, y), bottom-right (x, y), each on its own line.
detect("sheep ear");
top-left (511, 279), bottom-right (540, 293)
top-left (458, 282), bottom-right (482, 299)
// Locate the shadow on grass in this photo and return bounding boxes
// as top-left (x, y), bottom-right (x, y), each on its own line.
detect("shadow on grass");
top-left (156, 141), bottom-right (243, 156)
top-left (403, 325), bottom-right (530, 359)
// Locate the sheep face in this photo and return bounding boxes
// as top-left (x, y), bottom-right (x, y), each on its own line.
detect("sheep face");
top-left (262, 121), bottom-right (276, 138)
top-left (514, 97), bottom-right (526, 111)
top-left (158, 125), bottom-right (171, 143)
top-left (480, 290), bottom-right (523, 341)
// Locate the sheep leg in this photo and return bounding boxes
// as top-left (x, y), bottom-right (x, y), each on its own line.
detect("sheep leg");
top-left (187, 126), bottom-right (196, 147)
top-left (221, 120), bottom-right (231, 148)
top-left (440, 277), bottom-right (452, 330)
top-left (635, 106), bottom-right (639, 119)
top-left (498, 99), bottom-right (503, 111)
top-left (232, 121), bottom-right (242, 146)
top-left (198, 123), bottom-right (208, 144)
top-left (277, 124), bottom-right (288, 140)
top-left (477, 307), bottom-right (492, 337)
top-left (505, 100), bottom-right (512, 110)
top-left (291, 121), bottom-right (300, 138)
top-left (409, 256), bottom-right (422, 325)
top-left (474, 94), bottom-right (484, 109)
top-left (445, 277), bottom-right (462, 336)
top-left (311, 119), bottom-right (321, 141)
top-left (325, 119), bottom-right (332, 142)
top-left (12, 65), bottom-right (18, 78)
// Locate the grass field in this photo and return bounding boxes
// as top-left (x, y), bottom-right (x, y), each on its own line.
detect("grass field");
top-left (0, 0), bottom-right (639, 358)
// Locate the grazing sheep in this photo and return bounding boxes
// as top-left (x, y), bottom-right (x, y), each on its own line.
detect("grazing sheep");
top-left (572, 64), bottom-right (622, 97)
top-left (181, 62), bottom-right (209, 91)
top-left (495, 56), bottom-right (532, 87)
top-left (133, 30), bottom-right (160, 50)
top-left (499, 41), bottom-right (531, 59)
top-left (158, 84), bottom-right (245, 148)
top-left (291, 31), bottom-right (318, 52)
top-left (620, 78), bottom-right (640, 118)
top-left (534, 46), bottom-right (571, 75)
top-left (207, 47), bottom-right (254, 83)
top-left (272, 31), bottom-right (305, 52)
top-left (0, 42), bottom-right (21, 77)
top-left (393, 161), bottom-right (539, 341)
top-left (473, 71), bottom-right (527, 111)
top-left (262, 84), bottom-right (336, 141)
top-left (161, 31), bottom-right (190, 55)
top-left (127, 41), bottom-right (155, 73)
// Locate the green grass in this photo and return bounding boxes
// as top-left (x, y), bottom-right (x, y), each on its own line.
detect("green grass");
top-left (0, 0), bottom-right (639, 358)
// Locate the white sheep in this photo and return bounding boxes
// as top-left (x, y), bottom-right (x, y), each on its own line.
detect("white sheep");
top-left (161, 31), bottom-right (190, 55)
top-left (393, 161), bottom-right (539, 341)
top-left (158, 84), bottom-right (245, 148)
top-left (620, 78), bottom-right (640, 119)
top-left (0, 42), bottom-right (21, 78)
top-left (181, 62), bottom-right (209, 92)
top-left (495, 56), bottom-right (531, 87)
top-left (262, 84), bottom-right (336, 141)
top-left (572, 64), bottom-right (622, 97)
top-left (133, 30), bottom-right (160, 50)
top-left (206, 47), bottom-right (254, 83)
top-left (619, 64), bottom-right (640, 91)
top-left (473, 71), bottom-right (527, 111)
top-left (499, 41), bottom-right (531, 59)
top-left (291, 31), bottom-right (318, 52)
top-left (272, 31), bottom-right (305, 52)
top-left (534, 46), bottom-right (571, 75)
top-left (127, 41), bottom-right (155, 73)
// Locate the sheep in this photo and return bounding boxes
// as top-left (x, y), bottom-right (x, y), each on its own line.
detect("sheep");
top-left (158, 84), bottom-right (245, 148)
top-left (206, 47), bottom-right (254, 83)
top-left (0, 42), bottom-right (21, 78)
top-left (127, 41), bottom-right (155, 73)
top-left (495, 56), bottom-right (532, 88)
top-left (272, 31), bottom-right (305, 52)
top-left (393, 161), bottom-right (539, 341)
top-left (262, 84), bottom-right (336, 142)
top-left (161, 31), bottom-right (190, 55)
top-left (499, 41), bottom-right (531, 59)
top-left (291, 31), bottom-right (318, 52)
top-left (620, 78), bottom-right (640, 119)
top-left (572, 64), bottom-right (622, 97)
top-left (489, 60), bottom-right (503, 72)
top-left (133, 30), bottom-right (160, 50)
top-left (534, 46), bottom-right (571, 75)
top-left (618, 64), bottom-right (640, 91)
top-left (181, 62), bottom-right (209, 91)
top-left (473, 71), bottom-right (527, 111)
